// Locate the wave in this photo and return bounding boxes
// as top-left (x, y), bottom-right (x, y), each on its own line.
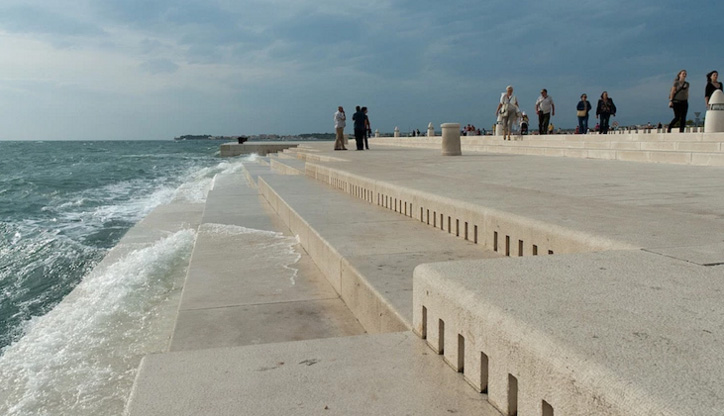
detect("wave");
top-left (0, 229), bottom-right (196, 416)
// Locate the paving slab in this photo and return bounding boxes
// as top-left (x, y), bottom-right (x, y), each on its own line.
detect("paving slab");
top-left (126, 332), bottom-right (503, 416)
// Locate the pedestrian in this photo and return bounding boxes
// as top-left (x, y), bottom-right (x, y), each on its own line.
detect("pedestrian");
top-left (362, 107), bottom-right (371, 149)
top-left (535, 89), bottom-right (555, 135)
top-left (352, 106), bottom-right (366, 150)
top-left (520, 112), bottom-right (529, 135)
top-left (576, 93), bottom-right (592, 134)
top-left (668, 69), bottom-right (689, 133)
top-left (596, 91), bottom-right (617, 134)
top-left (496, 85), bottom-right (519, 140)
top-left (705, 70), bottom-right (722, 106)
top-left (333, 106), bottom-right (347, 150)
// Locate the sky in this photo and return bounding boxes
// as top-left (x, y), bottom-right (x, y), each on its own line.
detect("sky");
top-left (0, 0), bottom-right (721, 140)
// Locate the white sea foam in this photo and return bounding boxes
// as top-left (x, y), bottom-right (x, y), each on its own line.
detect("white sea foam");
top-left (0, 229), bottom-right (196, 416)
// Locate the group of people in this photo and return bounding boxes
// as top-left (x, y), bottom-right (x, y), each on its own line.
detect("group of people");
top-left (333, 70), bottom-right (723, 147)
top-left (575, 91), bottom-right (617, 134)
top-left (666, 69), bottom-right (722, 133)
top-left (334, 106), bottom-right (372, 151)
top-left (495, 69), bottom-right (722, 138)
top-left (496, 86), bottom-right (617, 139)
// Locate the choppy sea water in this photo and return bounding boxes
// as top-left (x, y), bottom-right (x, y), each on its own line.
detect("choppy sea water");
top-left (0, 140), bottom-right (258, 415)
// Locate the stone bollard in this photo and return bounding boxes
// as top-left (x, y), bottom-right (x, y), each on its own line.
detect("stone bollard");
top-left (704, 91), bottom-right (724, 133)
top-left (441, 123), bottom-right (462, 156)
top-left (427, 122), bottom-right (435, 137)
top-left (375, 129), bottom-right (380, 138)
top-left (394, 126), bottom-right (400, 137)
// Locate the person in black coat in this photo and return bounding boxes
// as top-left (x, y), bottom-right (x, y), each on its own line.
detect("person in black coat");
top-left (596, 91), bottom-right (617, 134)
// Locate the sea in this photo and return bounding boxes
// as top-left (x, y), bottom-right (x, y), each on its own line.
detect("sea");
top-left (0, 140), bottom-right (259, 415)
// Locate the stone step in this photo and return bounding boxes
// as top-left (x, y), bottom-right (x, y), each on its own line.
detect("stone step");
top-left (270, 156), bottom-right (306, 175)
top-left (413, 250), bottom-right (724, 416)
top-left (374, 136), bottom-right (724, 166)
top-left (257, 174), bottom-right (500, 332)
top-left (168, 169), bottom-right (365, 352)
top-left (298, 148), bottom-right (724, 266)
top-left (126, 333), bottom-right (503, 416)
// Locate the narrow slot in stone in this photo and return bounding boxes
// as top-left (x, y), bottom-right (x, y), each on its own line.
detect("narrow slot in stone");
top-left (427, 209), bottom-right (430, 225)
top-left (518, 240), bottom-right (523, 257)
top-left (465, 222), bottom-right (469, 240)
top-left (448, 217), bottom-right (452, 233)
top-left (457, 334), bottom-right (465, 373)
top-left (548, 250), bottom-right (554, 255)
top-left (456, 219), bottom-right (460, 237)
top-left (505, 235), bottom-right (510, 257)
top-left (421, 306), bottom-right (428, 339)
top-left (542, 400), bottom-right (554, 416)
top-left (533, 245), bottom-right (538, 255)
top-left (474, 225), bottom-right (478, 244)
top-left (438, 319), bottom-right (445, 354)
top-left (433, 211), bottom-right (437, 227)
top-left (508, 374), bottom-right (518, 416)
top-left (494, 231), bottom-right (498, 252)
top-left (480, 352), bottom-right (489, 393)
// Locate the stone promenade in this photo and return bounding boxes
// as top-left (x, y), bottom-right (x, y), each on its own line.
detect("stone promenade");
top-left (125, 139), bottom-right (724, 415)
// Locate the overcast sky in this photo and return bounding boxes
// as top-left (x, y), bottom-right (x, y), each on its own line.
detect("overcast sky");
top-left (0, 0), bottom-right (720, 140)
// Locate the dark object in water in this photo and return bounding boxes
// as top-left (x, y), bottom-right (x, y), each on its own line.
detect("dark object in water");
top-left (237, 136), bottom-right (248, 144)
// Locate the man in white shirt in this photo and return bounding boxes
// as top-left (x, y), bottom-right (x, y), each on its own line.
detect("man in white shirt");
top-left (535, 89), bottom-right (555, 135)
top-left (334, 106), bottom-right (347, 150)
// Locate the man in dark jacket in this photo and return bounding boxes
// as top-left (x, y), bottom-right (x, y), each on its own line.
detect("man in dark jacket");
top-left (352, 106), bottom-right (366, 150)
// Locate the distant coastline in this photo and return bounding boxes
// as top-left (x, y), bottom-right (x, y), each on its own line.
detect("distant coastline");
top-left (174, 133), bottom-right (335, 141)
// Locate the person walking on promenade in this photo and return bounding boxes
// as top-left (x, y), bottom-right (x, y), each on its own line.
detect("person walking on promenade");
top-left (535, 89), bottom-right (555, 135)
top-left (352, 106), bottom-right (366, 150)
top-left (333, 106), bottom-right (347, 150)
top-left (595, 91), bottom-right (617, 134)
top-left (668, 69), bottom-right (689, 133)
top-left (362, 107), bottom-right (371, 149)
top-left (576, 93), bottom-right (592, 134)
top-left (705, 70), bottom-right (722, 106)
top-left (496, 85), bottom-right (519, 141)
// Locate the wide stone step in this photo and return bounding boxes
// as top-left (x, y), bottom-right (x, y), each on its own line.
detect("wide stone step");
top-left (374, 135), bottom-right (724, 166)
top-left (168, 169), bottom-right (365, 352)
top-left (257, 174), bottom-right (500, 332)
top-left (270, 156), bottom-right (306, 175)
top-left (126, 333), bottom-right (503, 416)
top-left (413, 250), bottom-right (724, 416)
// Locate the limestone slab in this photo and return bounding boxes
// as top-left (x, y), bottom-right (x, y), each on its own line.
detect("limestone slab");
top-left (127, 333), bottom-right (503, 416)
top-left (413, 250), bottom-right (724, 415)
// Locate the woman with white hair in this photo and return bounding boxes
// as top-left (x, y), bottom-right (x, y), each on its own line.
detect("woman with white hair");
top-left (496, 85), bottom-right (519, 140)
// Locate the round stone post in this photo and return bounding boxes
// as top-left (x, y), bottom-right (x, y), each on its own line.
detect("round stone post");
top-left (394, 126), bottom-right (400, 137)
top-left (705, 90), bottom-right (724, 132)
top-left (441, 123), bottom-right (461, 156)
top-left (427, 122), bottom-right (435, 137)
top-left (375, 129), bottom-right (380, 138)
